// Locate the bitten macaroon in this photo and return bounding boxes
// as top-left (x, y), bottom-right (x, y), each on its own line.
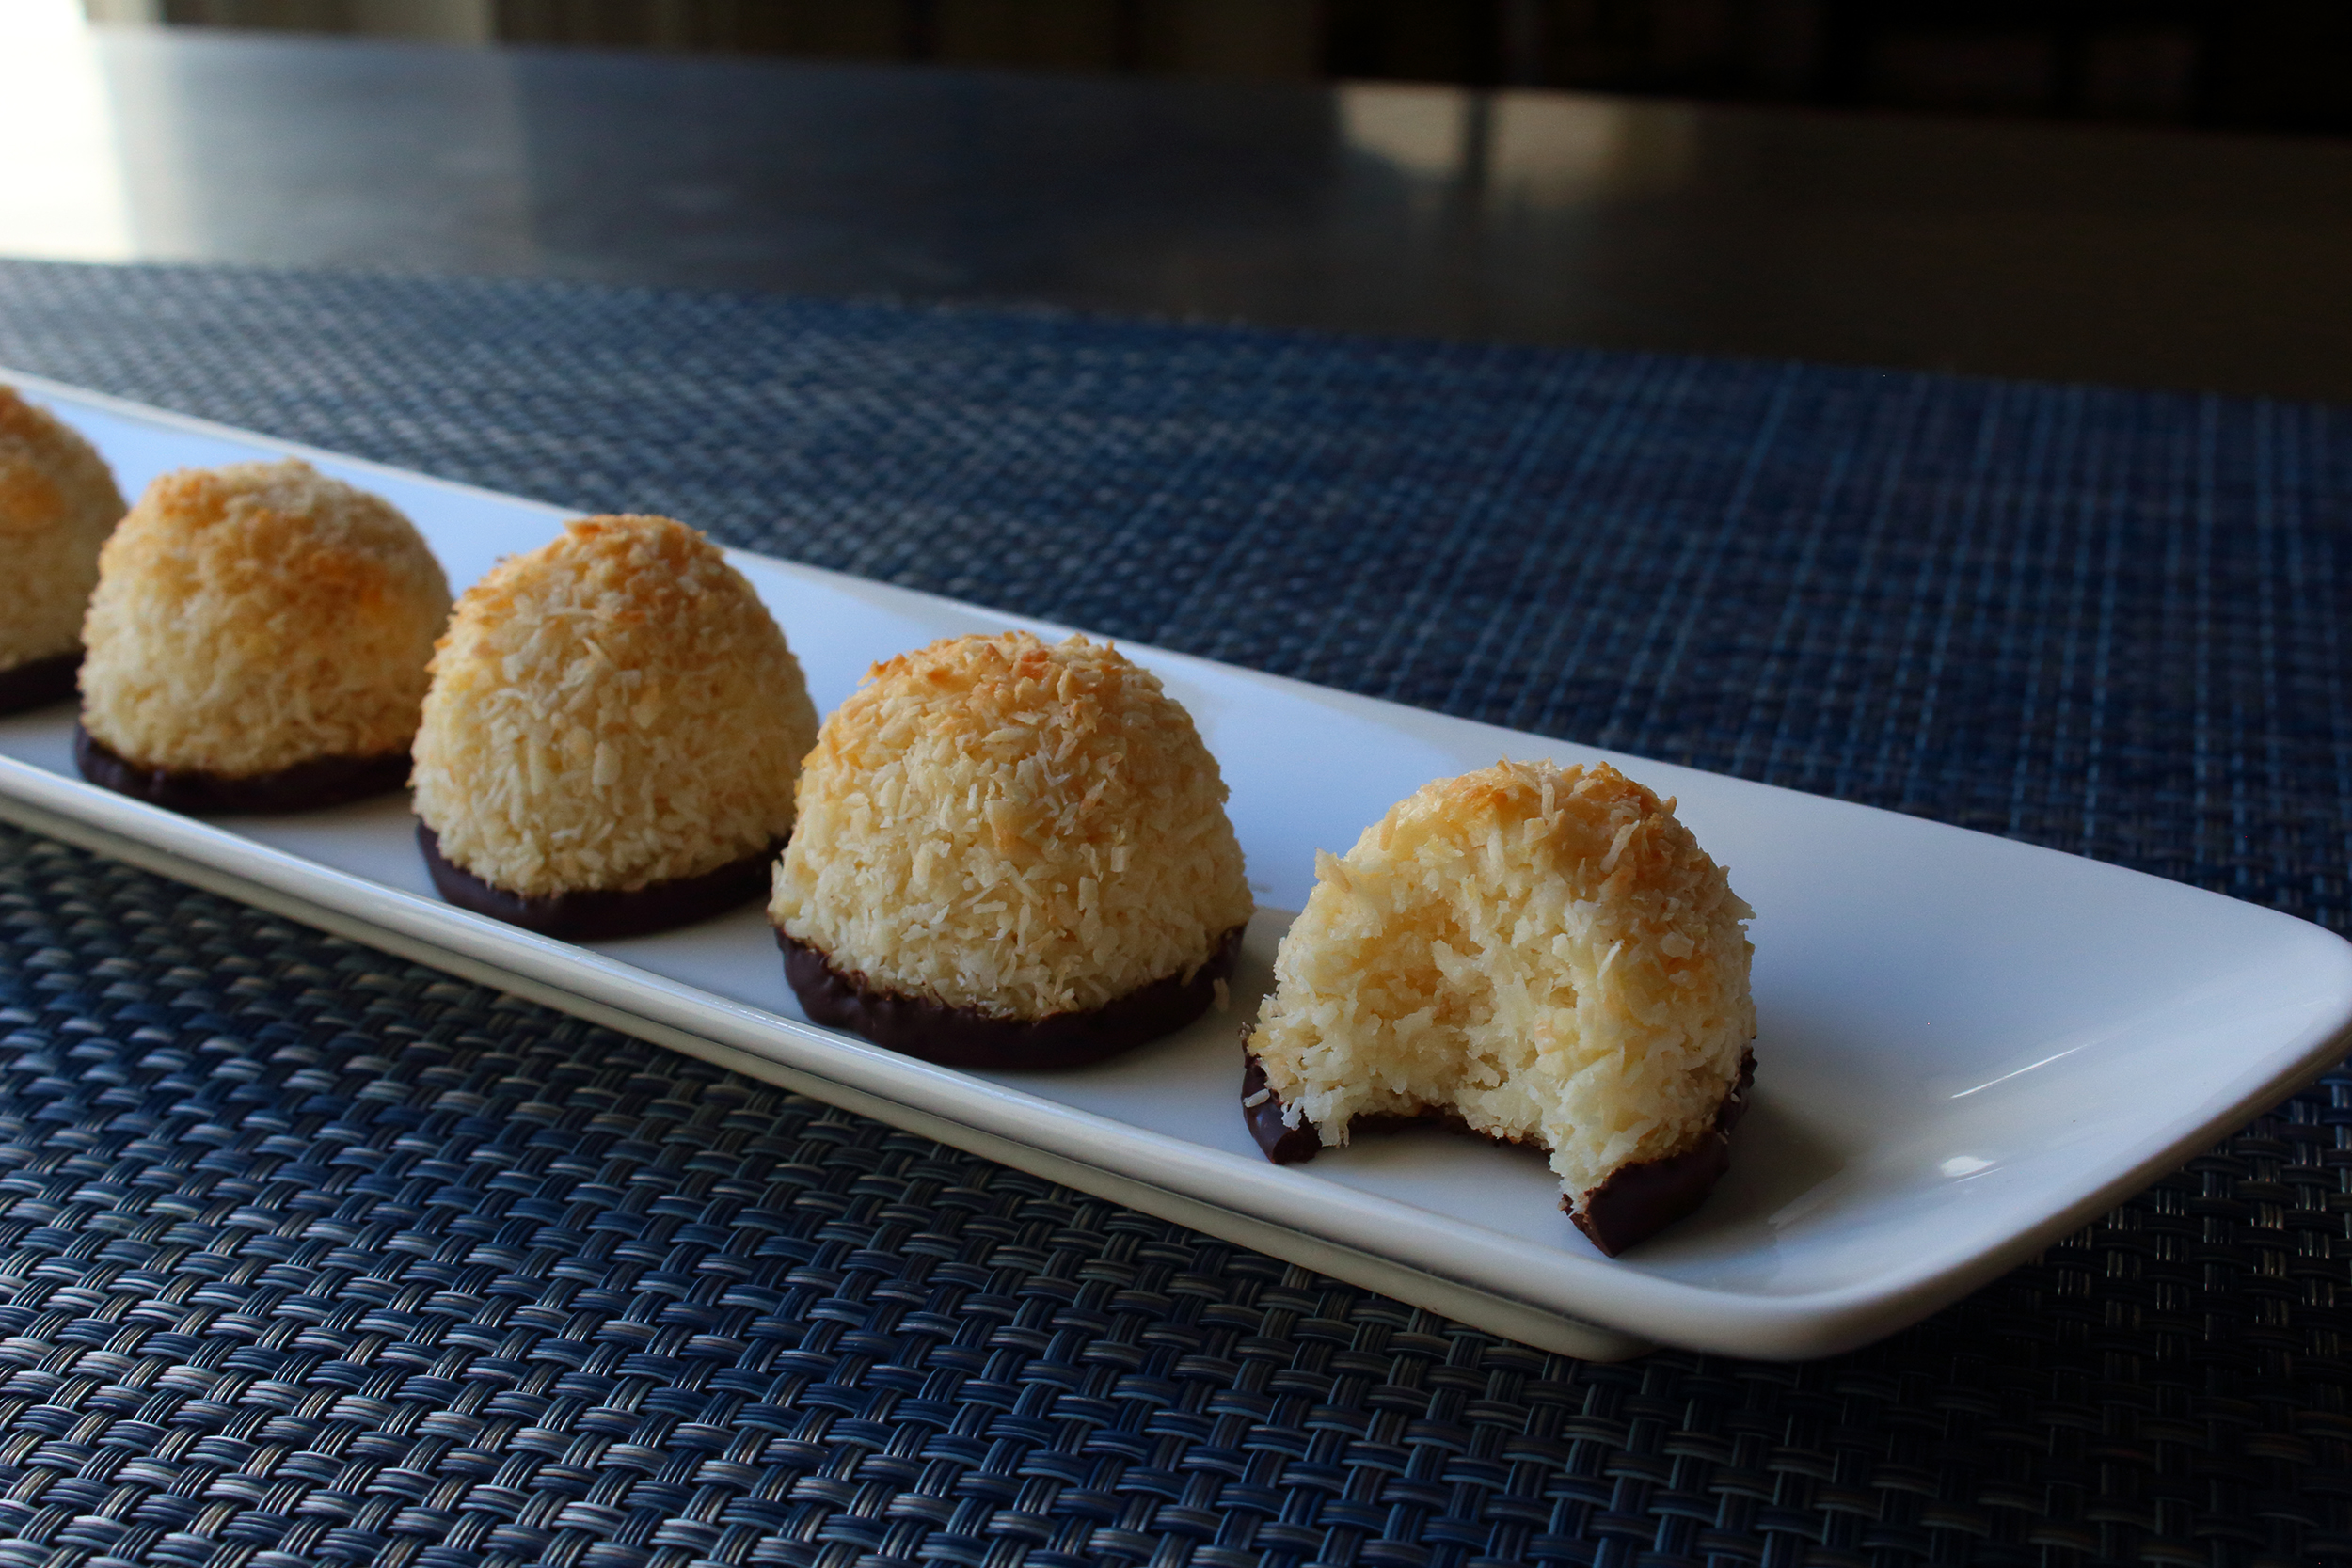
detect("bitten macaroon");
top-left (771, 630), bottom-right (1254, 1069)
top-left (1242, 759), bottom-right (1756, 1255)
top-left (0, 387), bottom-right (126, 714)
top-left (411, 514), bottom-right (818, 940)
top-left (75, 458), bottom-right (450, 812)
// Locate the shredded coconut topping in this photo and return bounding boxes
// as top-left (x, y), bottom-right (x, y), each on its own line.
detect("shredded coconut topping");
top-left (0, 387), bottom-right (125, 673)
top-left (78, 459), bottom-right (450, 776)
top-left (1246, 759), bottom-right (1756, 1209)
top-left (412, 515), bottom-right (817, 897)
top-left (772, 631), bottom-right (1253, 1021)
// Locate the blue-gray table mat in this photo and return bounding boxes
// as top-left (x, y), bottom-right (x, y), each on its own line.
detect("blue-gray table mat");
top-left (0, 259), bottom-right (2342, 1568)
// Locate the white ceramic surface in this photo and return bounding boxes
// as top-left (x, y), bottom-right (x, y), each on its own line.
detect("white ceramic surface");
top-left (4, 369), bottom-right (2348, 1363)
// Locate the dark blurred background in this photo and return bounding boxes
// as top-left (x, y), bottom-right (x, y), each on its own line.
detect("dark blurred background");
top-left (25, 1), bottom-right (2351, 399)
top-left (86, 0), bottom-right (2352, 135)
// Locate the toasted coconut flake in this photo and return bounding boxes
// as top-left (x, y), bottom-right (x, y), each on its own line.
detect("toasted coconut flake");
top-left (772, 630), bottom-right (1253, 1020)
top-left (78, 458), bottom-right (449, 776)
top-left (412, 514), bottom-right (817, 897)
top-left (0, 387), bottom-right (125, 673)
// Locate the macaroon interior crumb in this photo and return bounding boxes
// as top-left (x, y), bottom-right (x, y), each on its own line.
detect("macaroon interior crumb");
top-left (1247, 759), bottom-right (1755, 1207)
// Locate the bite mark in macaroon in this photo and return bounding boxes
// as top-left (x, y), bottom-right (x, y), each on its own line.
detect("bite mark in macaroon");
top-left (1242, 759), bottom-right (1757, 1255)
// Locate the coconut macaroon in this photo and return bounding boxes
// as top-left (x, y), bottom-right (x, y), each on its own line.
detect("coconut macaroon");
top-left (411, 514), bottom-right (818, 941)
top-left (75, 459), bottom-right (450, 812)
top-left (0, 387), bottom-right (126, 714)
top-left (772, 630), bottom-right (1253, 1069)
top-left (1243, 760), bottom-right (1756, 1256)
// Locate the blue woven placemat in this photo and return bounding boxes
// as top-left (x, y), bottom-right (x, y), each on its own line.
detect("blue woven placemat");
top-left (0, 258), bottom-right (2344, 1568)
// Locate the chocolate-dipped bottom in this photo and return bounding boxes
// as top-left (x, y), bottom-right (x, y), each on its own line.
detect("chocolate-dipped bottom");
top-left (1242, 1047), bottom-right (1756, 1257)
top-left (0, 650), bottom-right (79, 716)
top-left (421, 822), bottom-right (780, 942)
top-left (781, 923), bottom-right (1245, 1070)
top-left (75, 721), bottom-right (408, 816)
top-left (1568, 1052), bottom-right (1754, 1256)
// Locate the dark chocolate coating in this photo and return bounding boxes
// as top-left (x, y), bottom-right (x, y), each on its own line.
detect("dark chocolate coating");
top-left (781, 923), bottom-right (1245, 1070)
top-left (0, 650), bottom-right (79, 716)
top-left (1242, 1050), bottom-right (1324, 1163)
top-left (74, 721), bottom-right (409, 816)
top-left (421, 822), bottom-right (781, 942)
top-left (1569, 1051), bottom-right (1755, 1257)
top-left (1240, 1046), bottom-right (1756, 1257)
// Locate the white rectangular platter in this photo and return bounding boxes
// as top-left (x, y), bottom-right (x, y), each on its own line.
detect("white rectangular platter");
top-left (5, 368), bottom-right (2350, 1363)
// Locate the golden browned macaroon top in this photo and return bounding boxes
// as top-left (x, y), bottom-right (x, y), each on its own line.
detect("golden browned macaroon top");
top-left (772, 629), bottom-right (1254, 1020)
top-left (411, 514), bottom-right (818, 898)
top-left (77, 458), bottom-right (450, 777)
top-left (0, 387), bottom-right (126, 673)
top-left (1247, 758), bottom-right (1755, 1212)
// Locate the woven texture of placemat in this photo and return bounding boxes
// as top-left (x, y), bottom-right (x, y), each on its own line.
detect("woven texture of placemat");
top-left (0, 258), bottom-right (2344, 1567)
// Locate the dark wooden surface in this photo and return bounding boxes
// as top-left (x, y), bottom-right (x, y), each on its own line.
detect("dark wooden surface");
top-left (10, 23), bottom-right (2352, 401)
